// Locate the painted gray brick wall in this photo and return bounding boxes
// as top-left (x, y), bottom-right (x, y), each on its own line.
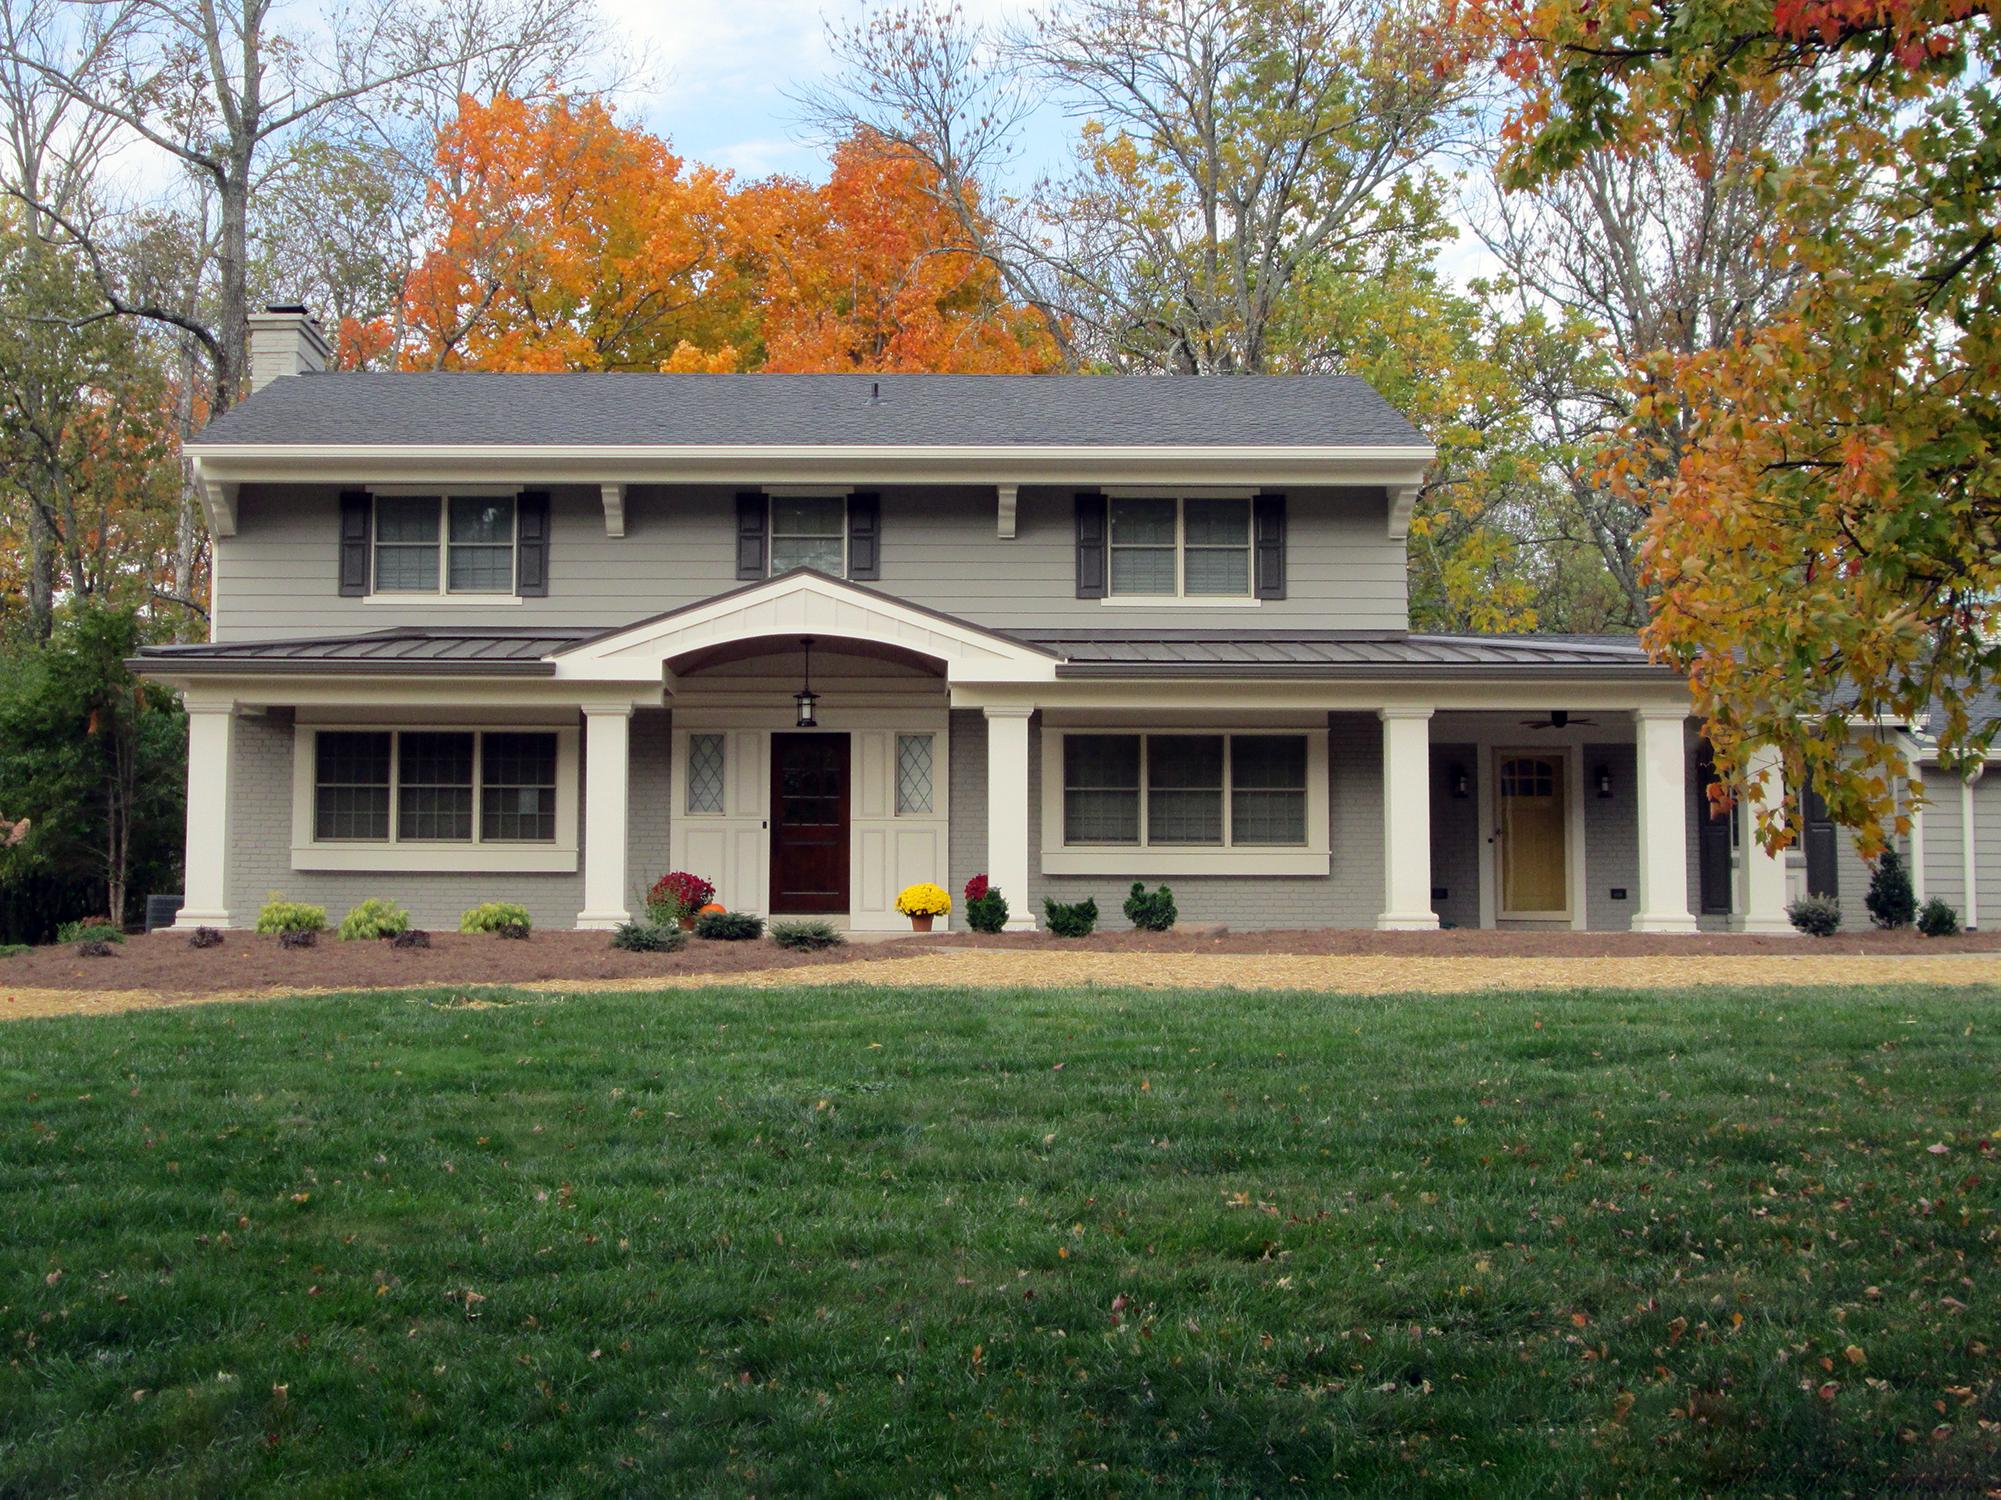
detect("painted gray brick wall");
top-left (1584, 742), bottom-right (1640, 931)
top-left (627, 708), bottom-right (672, 903)
top-left (1428, 744), bottom-right (1480, 930)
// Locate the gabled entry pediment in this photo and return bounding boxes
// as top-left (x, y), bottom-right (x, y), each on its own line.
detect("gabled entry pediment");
top-left (550, 569), bottom-right (1060, 686)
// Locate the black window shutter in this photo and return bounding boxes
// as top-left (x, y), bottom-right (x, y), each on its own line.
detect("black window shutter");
top-left (1075, 492), bottom-right (1107, 599)
top-left (338, 491), bottom-right (371, 596)
top-left (1253, 493), bottom-right (1287, 600)
top-left (736, 491), bottom-right (767, 579)
top-left (516, 490), bottom-right (550, 597)
top-left (1694, 742), bottom-right (1731, 914)
top-left (847, 492), bottom-right (880, 581)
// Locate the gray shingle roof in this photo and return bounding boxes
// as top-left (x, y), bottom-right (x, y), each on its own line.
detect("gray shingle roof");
top-left (136, 624), bottom-right (1670, 680)
top-left (191, 372), bottom-right (1427, 449)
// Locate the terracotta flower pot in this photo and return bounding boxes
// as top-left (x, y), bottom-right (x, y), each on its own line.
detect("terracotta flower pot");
top-left (909, 913), bottom-right (934, 932)
top-left (678, 916), bottom-right (695, 932)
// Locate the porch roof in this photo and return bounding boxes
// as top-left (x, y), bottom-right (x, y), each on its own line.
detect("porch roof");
top-left (134, 621), bottom-right (1674, 682)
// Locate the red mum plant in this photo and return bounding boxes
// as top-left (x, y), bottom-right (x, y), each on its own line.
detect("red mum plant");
top-left (648, 870), bottom-right (716, 920)
top-left (964, 873), bottom-right (989, 903)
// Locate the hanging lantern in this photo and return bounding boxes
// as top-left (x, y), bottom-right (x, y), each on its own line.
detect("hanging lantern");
top-left (794, 636), bottom-right (819, 728)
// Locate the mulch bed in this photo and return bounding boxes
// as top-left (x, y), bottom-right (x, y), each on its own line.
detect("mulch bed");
top-left (4, 922), bottom-right (1996, 996)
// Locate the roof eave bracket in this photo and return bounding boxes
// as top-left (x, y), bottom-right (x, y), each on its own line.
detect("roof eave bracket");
top-left (996, 483), bottom-right (1018, 539)
top-left (201, 477), bottom-right (238, 538)
top-left (1387, 482), bottom-right (1420, 541)
top-left (601, 482), bottom-right (626, 538)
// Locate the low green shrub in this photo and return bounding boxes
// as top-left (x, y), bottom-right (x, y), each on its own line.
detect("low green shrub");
top-left (963, 875), bottom-right (1009, 934)
top-left (1123, 881), bottom-right (1177, 932)
top-left (1787, 894), bottom-right (1842, 937)
top-left (76, 938), bottom-right (117, 958)
top-left (611, 921), bottom-right (688, 953)
top-left (770, 918), bottom-right (844, 951)
top-left (56, 920), bottom-right (122, 946)
top-left (0, 943), bottom-right (27, 959)
top-left (1865, 849), bottom-right (1917, 929)
top-left (460, 902), bottom-right (532, 937)
top-left (188, 926), bottom-right (224, 949)
top-left (1917, 897), bottom-right (1963, 938)
top-left (338, 897), bottom-right (411, 941)
top-left (255, 896), bottom-right (327, 935)
top-left (694, 910), bottom-right (764, 941)
top-left (1044, 897), bottom-right (1098, 938)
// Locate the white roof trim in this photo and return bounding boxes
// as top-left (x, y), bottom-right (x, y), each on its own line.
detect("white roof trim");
top-left (553, 570), bottom-right (1061, 687)
top-left (183, 442), bottom-right (1435, 493)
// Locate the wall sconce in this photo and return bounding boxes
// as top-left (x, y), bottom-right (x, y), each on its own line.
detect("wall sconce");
top-left (1449, 763), bottom-right (1470, 799)
top-left (793, 636), bottom-right (819, 728)
top-left (1595, 763), bottom-right (1613, 798)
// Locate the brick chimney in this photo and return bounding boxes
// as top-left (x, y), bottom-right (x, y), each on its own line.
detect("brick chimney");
top-left (246, 303), bottom-right (330, 392)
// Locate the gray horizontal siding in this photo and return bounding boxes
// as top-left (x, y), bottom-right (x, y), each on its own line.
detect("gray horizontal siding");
top-left (213, 483), bottom-right (1408, 641)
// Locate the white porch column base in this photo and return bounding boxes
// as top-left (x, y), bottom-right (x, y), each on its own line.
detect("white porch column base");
top-left (985, 705), bottom-right (1038, 931)
top-left (577, 704), bottom-right (633, 929)
top-left (1733, 743), bottom-right (1795, 935)
top-left (1632, 707), bottom-right (1697, 934)
top-left (172, 698), bottom-right (236, 928)
top-left (1376, 706), bottom-right (1438, 931)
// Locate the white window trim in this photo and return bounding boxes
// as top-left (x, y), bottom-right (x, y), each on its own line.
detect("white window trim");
top-left (290, 723), bottom-right (578, 873)
top-left (768, 493), bottom-right (848, 578)
top-left (1103, 494), bottom-right (1259, 606)
top-left (1040, 727), bottom-right (1328, 876)
top-left (365, 493), bottom-right (520, 601)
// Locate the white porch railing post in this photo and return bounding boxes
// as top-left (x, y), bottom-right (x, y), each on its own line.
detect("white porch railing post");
top-left (1733, 742), bottom-right (1794, 934)
top-left (1631, 707), bottom-right (1697, 933)
top-left (579, 704), bottom-right (633, 929)
top-left (173, 698), bottom-right (236, 929)
top-left (1377, 706), bottom-right (1438, 930)
top-left (984, 705), bottom-right (1038, 930)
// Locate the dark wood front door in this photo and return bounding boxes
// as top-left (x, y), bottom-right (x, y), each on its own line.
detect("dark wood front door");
top-left (769, 732), bottom-right (850, 914)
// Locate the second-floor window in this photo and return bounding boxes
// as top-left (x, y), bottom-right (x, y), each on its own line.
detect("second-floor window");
top-left (374, 495), bottom-right (517, 594)
top-left (769, 495), bottom-right (846, 576)
top-left (1109, 497), bottom-right (1252, 598)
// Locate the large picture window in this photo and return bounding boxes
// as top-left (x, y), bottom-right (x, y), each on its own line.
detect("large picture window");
top-left (373, 495), bottom-right (517, 595)
top-left (1061, 732), bottom-right (1308, 848)
top-left (312, 728), bottom-right (558, 844)
top-left (1108, 497), bottom-right (1251, 598)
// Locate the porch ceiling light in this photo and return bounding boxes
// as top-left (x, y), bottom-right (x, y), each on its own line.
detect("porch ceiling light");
top-left (794, 636), bottom-right (819, 728)
top-left (1596, 763), bottom-right (1613, 798)
top-left (1449, 763), bottom-right (1470, 799)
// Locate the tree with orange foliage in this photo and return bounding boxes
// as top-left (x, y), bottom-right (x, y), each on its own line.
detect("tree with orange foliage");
top-left (739, 133), bottom-right (1059, 374)
top-left (399, 94), bottom-right (749, 372)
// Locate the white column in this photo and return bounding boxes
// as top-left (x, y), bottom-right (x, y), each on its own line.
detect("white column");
top-left (1963, 774), bottom-right (1980, 930)
top-left (1377, 707), bottom-right (1438, 930)
top-left (1632, 707), bottom-right (1697, 933)
top-left (173, 698), bottom-right (236, 928)
top-left (1732, 742), bottom-right (1794, 934)
top-left (578, 704), bottom-right (633, 929)
top-left (984, 705), bottom-right (1037, 930)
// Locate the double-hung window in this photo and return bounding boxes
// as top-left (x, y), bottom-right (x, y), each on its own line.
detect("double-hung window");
top-left (769, 495), bottom-right (846, 575)
top-left (373, 495), bottom-right (517, 594)
top-left (1060, 732), bottom-right (1308, 847)
top-left (1108, 497), bottom-right (1252, 598)
top-left (311, 729), bottom-right (558, 844)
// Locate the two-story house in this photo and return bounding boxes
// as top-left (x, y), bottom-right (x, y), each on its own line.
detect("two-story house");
top-left (135, 306), bottom-right (1906, 935)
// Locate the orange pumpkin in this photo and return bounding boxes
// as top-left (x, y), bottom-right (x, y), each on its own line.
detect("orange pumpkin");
top-left (697, 902), bottom-right (727, 916)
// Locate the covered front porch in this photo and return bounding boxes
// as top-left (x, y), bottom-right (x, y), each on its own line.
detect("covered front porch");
top-left (142, 571), bottom-right (1805, 936)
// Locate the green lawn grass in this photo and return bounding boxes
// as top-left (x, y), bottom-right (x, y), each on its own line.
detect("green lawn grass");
top-left (2, 984), bottom-right (1997, 1497)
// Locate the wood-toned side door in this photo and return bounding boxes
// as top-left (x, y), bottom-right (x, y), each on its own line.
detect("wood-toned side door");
top-left (769, 732), bottom-right (851, 915)
top-left (1496, 751), bottom-right (1569, 918)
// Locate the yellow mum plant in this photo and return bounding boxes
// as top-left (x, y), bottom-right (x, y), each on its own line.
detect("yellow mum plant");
top-left (895, 882), bottom-right (951, 918)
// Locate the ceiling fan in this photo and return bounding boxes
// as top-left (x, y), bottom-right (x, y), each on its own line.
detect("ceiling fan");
top-left (1519, 709), bottom-right (1597, 730)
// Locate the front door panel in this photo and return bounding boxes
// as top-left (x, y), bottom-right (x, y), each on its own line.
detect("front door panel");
top-left (1498, 752), bottom-right (1568, 917)
top-left (769, 732), bottom-right (850, 914)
